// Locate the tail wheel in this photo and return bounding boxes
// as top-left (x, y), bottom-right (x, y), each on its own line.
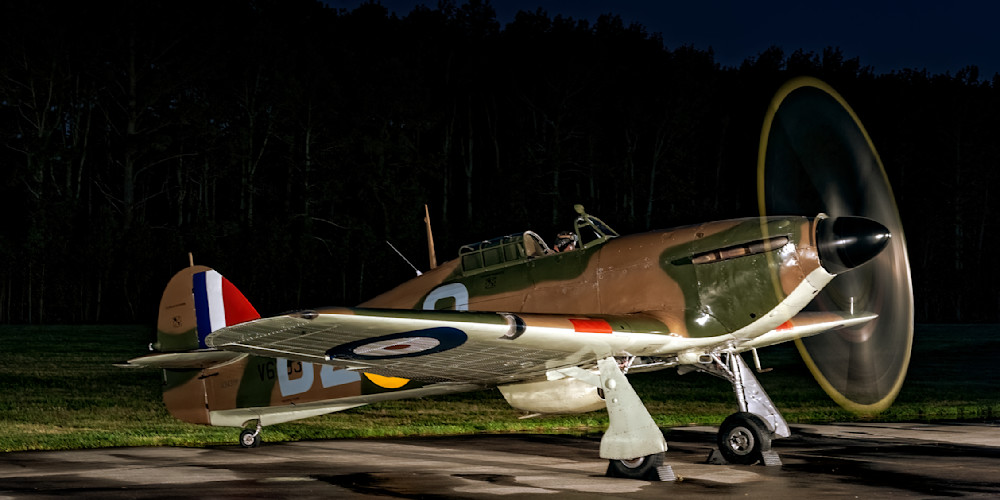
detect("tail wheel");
top-left (717, 412), bottom-right (771, 465)
top-left (239, 428), bottom-right (261, 448)
top-left (606, 452), bottom-right (665, 480)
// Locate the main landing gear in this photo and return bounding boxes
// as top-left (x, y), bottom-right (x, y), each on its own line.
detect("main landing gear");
top-left (239, 422), bottom-right (262, 448)
top-left (605, 453), bottom-right (663, 479)
top-left (717, 412), bottom-right (772, 465)
top-left (606, 452), bottom-right (668, 480)
top-left (558, 357), bottom-right (675, 481)
top-left (587, 357), bottom-right (676, 481)
top-left (685, 350), bottom-right (789, 466)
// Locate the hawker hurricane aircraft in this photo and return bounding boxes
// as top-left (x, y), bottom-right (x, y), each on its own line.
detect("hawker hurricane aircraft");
top-left (123, 78), bottom-right (913, 481)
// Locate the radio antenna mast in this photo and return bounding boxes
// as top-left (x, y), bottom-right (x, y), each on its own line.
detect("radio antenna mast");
top-left (425, 204), bottom-right (438, 270)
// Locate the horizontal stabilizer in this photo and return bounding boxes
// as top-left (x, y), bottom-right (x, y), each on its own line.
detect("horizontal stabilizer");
top-left (117, 350), bottom-right (245, 369)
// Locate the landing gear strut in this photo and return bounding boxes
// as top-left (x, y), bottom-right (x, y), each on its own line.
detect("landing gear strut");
top-left (239, 422), bottom-right (262, 448)
top-left (560, 357), bottom-right (675, 481)
top-left (687, 351), bottom-right (788, 465)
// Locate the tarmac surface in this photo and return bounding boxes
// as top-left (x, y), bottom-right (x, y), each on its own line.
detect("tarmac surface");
top-left (2, 421), bottom-right (999, 498)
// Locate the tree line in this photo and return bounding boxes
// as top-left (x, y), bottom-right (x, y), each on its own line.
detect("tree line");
top-left (2, 0), bottom-right (998, 324)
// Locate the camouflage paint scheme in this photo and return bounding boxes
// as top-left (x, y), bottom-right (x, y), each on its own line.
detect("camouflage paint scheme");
top-left (364, 215), bottom-right (818, 338)
top-left (154, 266), bottom-right (433, 425)
top-left (146, 211), bottom-right (836, 428)
top-left (125, 77), bottom-right (903, 471)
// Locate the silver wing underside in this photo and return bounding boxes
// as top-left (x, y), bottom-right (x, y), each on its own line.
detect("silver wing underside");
top-left (204, 307), bottom-right (876, 386)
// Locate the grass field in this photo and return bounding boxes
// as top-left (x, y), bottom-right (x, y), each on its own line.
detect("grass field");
top-left (1, 324), bottom-right (997, 452)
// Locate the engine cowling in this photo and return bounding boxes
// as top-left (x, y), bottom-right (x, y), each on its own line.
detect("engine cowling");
top-left (498, 377), bottom-right (606, 414)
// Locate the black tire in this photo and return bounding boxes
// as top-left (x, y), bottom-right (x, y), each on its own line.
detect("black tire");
top-left (239, 429), bottom-right (261, 448)
top-left (717, 412), bottom-right (772, 465)
top-left (606, 452), bottom-right (664, 480)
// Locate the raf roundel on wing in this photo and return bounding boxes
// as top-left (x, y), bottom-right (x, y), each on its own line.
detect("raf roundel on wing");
top-left (325, 327), bottom-right (468, 360)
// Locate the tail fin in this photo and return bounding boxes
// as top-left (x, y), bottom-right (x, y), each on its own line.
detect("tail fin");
top-left (156, 265), bottom-right (260, 352)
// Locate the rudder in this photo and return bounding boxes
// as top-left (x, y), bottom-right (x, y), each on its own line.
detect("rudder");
top-left (156, 265), bottom-right (260, 352)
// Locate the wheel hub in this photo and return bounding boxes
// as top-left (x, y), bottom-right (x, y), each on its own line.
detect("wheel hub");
top-left (727, 426), bottom-right (755, 455)
top-left (619, 457), bottom-right (646, 469)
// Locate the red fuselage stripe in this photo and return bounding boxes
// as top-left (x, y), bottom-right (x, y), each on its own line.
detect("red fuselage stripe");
top-left (569, 318), bottom-right (613, 334)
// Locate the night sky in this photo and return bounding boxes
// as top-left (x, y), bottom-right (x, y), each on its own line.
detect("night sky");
top-left (328, 0), bottom-right (1000, 78)
top-left (5, 0), bottom-right (998, 323)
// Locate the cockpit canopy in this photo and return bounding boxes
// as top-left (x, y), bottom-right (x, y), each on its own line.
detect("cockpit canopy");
top-left (457, 206), bottom-right (618, 275)
top-left (574, 212), bottom-right (619, 247)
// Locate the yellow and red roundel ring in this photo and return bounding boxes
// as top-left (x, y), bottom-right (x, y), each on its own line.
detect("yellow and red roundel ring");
top-left (757, 77), bottom-right (914, 415)
top-left (326, 327), bottom-right (468, 360)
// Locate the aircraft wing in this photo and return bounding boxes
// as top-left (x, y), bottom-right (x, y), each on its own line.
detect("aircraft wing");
top-left (205, 306), bottom-right (878, 386)
top-left (736, 310), bottom-right (879, 351)
top-left (204, 307), bottom-right (725, 385)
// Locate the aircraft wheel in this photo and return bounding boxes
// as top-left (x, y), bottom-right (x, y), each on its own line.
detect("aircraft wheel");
top-left (606, 452), bottom-right (664, 480)
top-left (717, 412), bottom-right (771, 465)
top-left (239, 428), bottom-right (261, 448)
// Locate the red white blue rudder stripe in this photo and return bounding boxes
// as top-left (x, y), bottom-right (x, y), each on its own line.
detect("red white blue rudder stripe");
top-left (193, 270), bottom-right (260, 348)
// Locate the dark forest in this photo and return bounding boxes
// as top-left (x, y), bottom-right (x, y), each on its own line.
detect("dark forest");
top-left (2, 0), bottom-right (998, 324)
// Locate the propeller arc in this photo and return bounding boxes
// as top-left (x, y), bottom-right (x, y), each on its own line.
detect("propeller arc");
top-left (757, 76), bottom-right (914, 415)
